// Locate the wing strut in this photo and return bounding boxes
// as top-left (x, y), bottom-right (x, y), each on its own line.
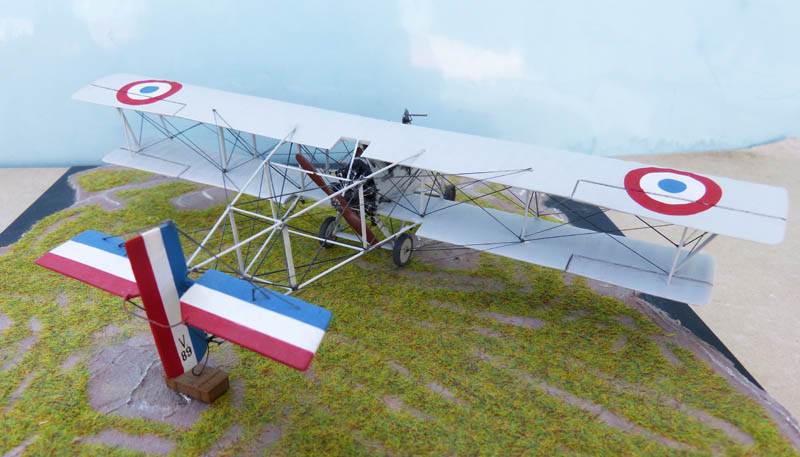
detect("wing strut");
top-left (117, 108), bottom-right (140, 154)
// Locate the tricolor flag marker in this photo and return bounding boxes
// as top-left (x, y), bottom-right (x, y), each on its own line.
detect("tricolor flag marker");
top-left (124, 223), bottom-right (208, 378)
top-left (182, 270), bottom-right (331, 371)
top-left (35, 230), bottom-right (139, 298)
top-left (36, 221), bottom-right (331, 379)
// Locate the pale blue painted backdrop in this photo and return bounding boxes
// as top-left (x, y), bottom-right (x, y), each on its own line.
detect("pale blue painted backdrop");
top-left (1, 0), bottom-right (798, 166)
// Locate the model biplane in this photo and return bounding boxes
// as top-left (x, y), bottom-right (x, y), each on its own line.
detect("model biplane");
top-left (36, 74), bottom-right (788, 378)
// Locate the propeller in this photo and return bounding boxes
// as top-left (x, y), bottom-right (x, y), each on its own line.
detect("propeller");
top-left (295, 153), bottom-right (378, 245)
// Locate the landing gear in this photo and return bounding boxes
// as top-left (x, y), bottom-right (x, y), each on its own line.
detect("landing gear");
top-left (392, 233), bottom-right (414, 267)
top-left (318, 216), bottom-right (338, 248)
top-left (320, 215), bottom-right (413, 267)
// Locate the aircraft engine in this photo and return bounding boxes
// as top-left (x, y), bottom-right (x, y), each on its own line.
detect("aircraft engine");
top-left (329, 157), bottom-right (379, 217)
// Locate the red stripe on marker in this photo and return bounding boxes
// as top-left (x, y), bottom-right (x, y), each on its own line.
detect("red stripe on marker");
top-left (624, 167), bottom-right (722, 216)
top-left (181, 302), bottom-right (315, 371)
top-left (116, 80), bottom-right (182, 105)
top-left (125, 236), bottom-right (185, 378)
top-left (35, 253), bottom-right (139, 298)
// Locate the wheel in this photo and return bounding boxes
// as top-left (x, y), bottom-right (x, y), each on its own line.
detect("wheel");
top-left (443, 184), bottom-right (456, 201)
top-left (319, 216), bottom-right (338, 248)
top-left (392, 233), bottom-right (414, 267)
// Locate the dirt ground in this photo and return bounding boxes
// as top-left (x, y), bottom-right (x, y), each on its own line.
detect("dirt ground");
top-left (3, 161), bottom-right (799, 455)
top-left (67, 162), bottom-right (800, 449)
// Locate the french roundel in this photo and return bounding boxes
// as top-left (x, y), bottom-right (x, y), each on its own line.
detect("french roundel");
top-left (624, 167), bottom-right (722, 216)
top-left (116, 80), bottom-right (182, 105)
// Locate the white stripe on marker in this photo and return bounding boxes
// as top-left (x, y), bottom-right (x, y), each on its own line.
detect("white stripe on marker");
top-left (51, 240), bottom-right (135, 282)
top-left (141, 228), bottom-right (198, 371)
top-left (181, 284), bottom-right (325, 353)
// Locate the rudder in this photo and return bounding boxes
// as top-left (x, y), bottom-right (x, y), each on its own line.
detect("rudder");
top-left (125, 221), bottom-right (208, 378)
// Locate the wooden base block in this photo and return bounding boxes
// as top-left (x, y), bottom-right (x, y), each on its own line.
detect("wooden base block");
top-left (164, 366), bottom-right (230, 403)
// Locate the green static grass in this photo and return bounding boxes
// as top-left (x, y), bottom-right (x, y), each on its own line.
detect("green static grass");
top-left (76, 169), bottom-right (154, 192)
top-left (0, 169), bottom-right (797, 456)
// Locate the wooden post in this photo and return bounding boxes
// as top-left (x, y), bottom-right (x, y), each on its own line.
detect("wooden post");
top-left (164, 367), bottom-right (230, 403)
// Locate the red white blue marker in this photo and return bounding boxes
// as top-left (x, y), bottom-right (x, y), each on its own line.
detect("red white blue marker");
top-left (125, 223), bottom-right (208, 378)
top-left (181, 269), bottom-right (331, 371)
top-left (117, 79), bottom-right (182, 105)
top-left (35, 230), bottom-right (139, 298)
top-left (37, 221), bottom-right (331, 377)
top-left (624, 167), bottom-right (722, 216)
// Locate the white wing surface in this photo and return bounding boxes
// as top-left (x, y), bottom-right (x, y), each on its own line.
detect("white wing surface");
top-left (74, 74), bottom-right (788, 244)
top-left (102, 139), bottom-right (326, 204)
top-left (416, 202), bottom-right (716, 304)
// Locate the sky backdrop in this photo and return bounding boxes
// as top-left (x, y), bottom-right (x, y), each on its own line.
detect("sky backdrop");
top-left (1, 0), bottom-right (799, 166)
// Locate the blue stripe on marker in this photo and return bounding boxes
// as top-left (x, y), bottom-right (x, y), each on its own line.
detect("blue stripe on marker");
top-left (187, 324), bottom-right (208, 362)
top-left (73, 230), bottom-right (128, 257)
top-left (159, 222), bottom-right (194, 295)
top-left (157, 222), bottom-right (207, 358)
top-left (196, 269), bottom-right (332, 331)
top-left (657, 178), bottom-right (687, 194)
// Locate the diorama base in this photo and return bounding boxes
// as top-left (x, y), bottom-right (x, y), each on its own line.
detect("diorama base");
top-left (164, 367), bottom-right (230, 403)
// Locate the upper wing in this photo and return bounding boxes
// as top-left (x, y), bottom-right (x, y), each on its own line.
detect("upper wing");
top-left (73, 73), bottom-right (372, 151)
top-left (364, 134), bottom-right (788, 245)
top-left (74, 74), bottom-right (788, 244)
